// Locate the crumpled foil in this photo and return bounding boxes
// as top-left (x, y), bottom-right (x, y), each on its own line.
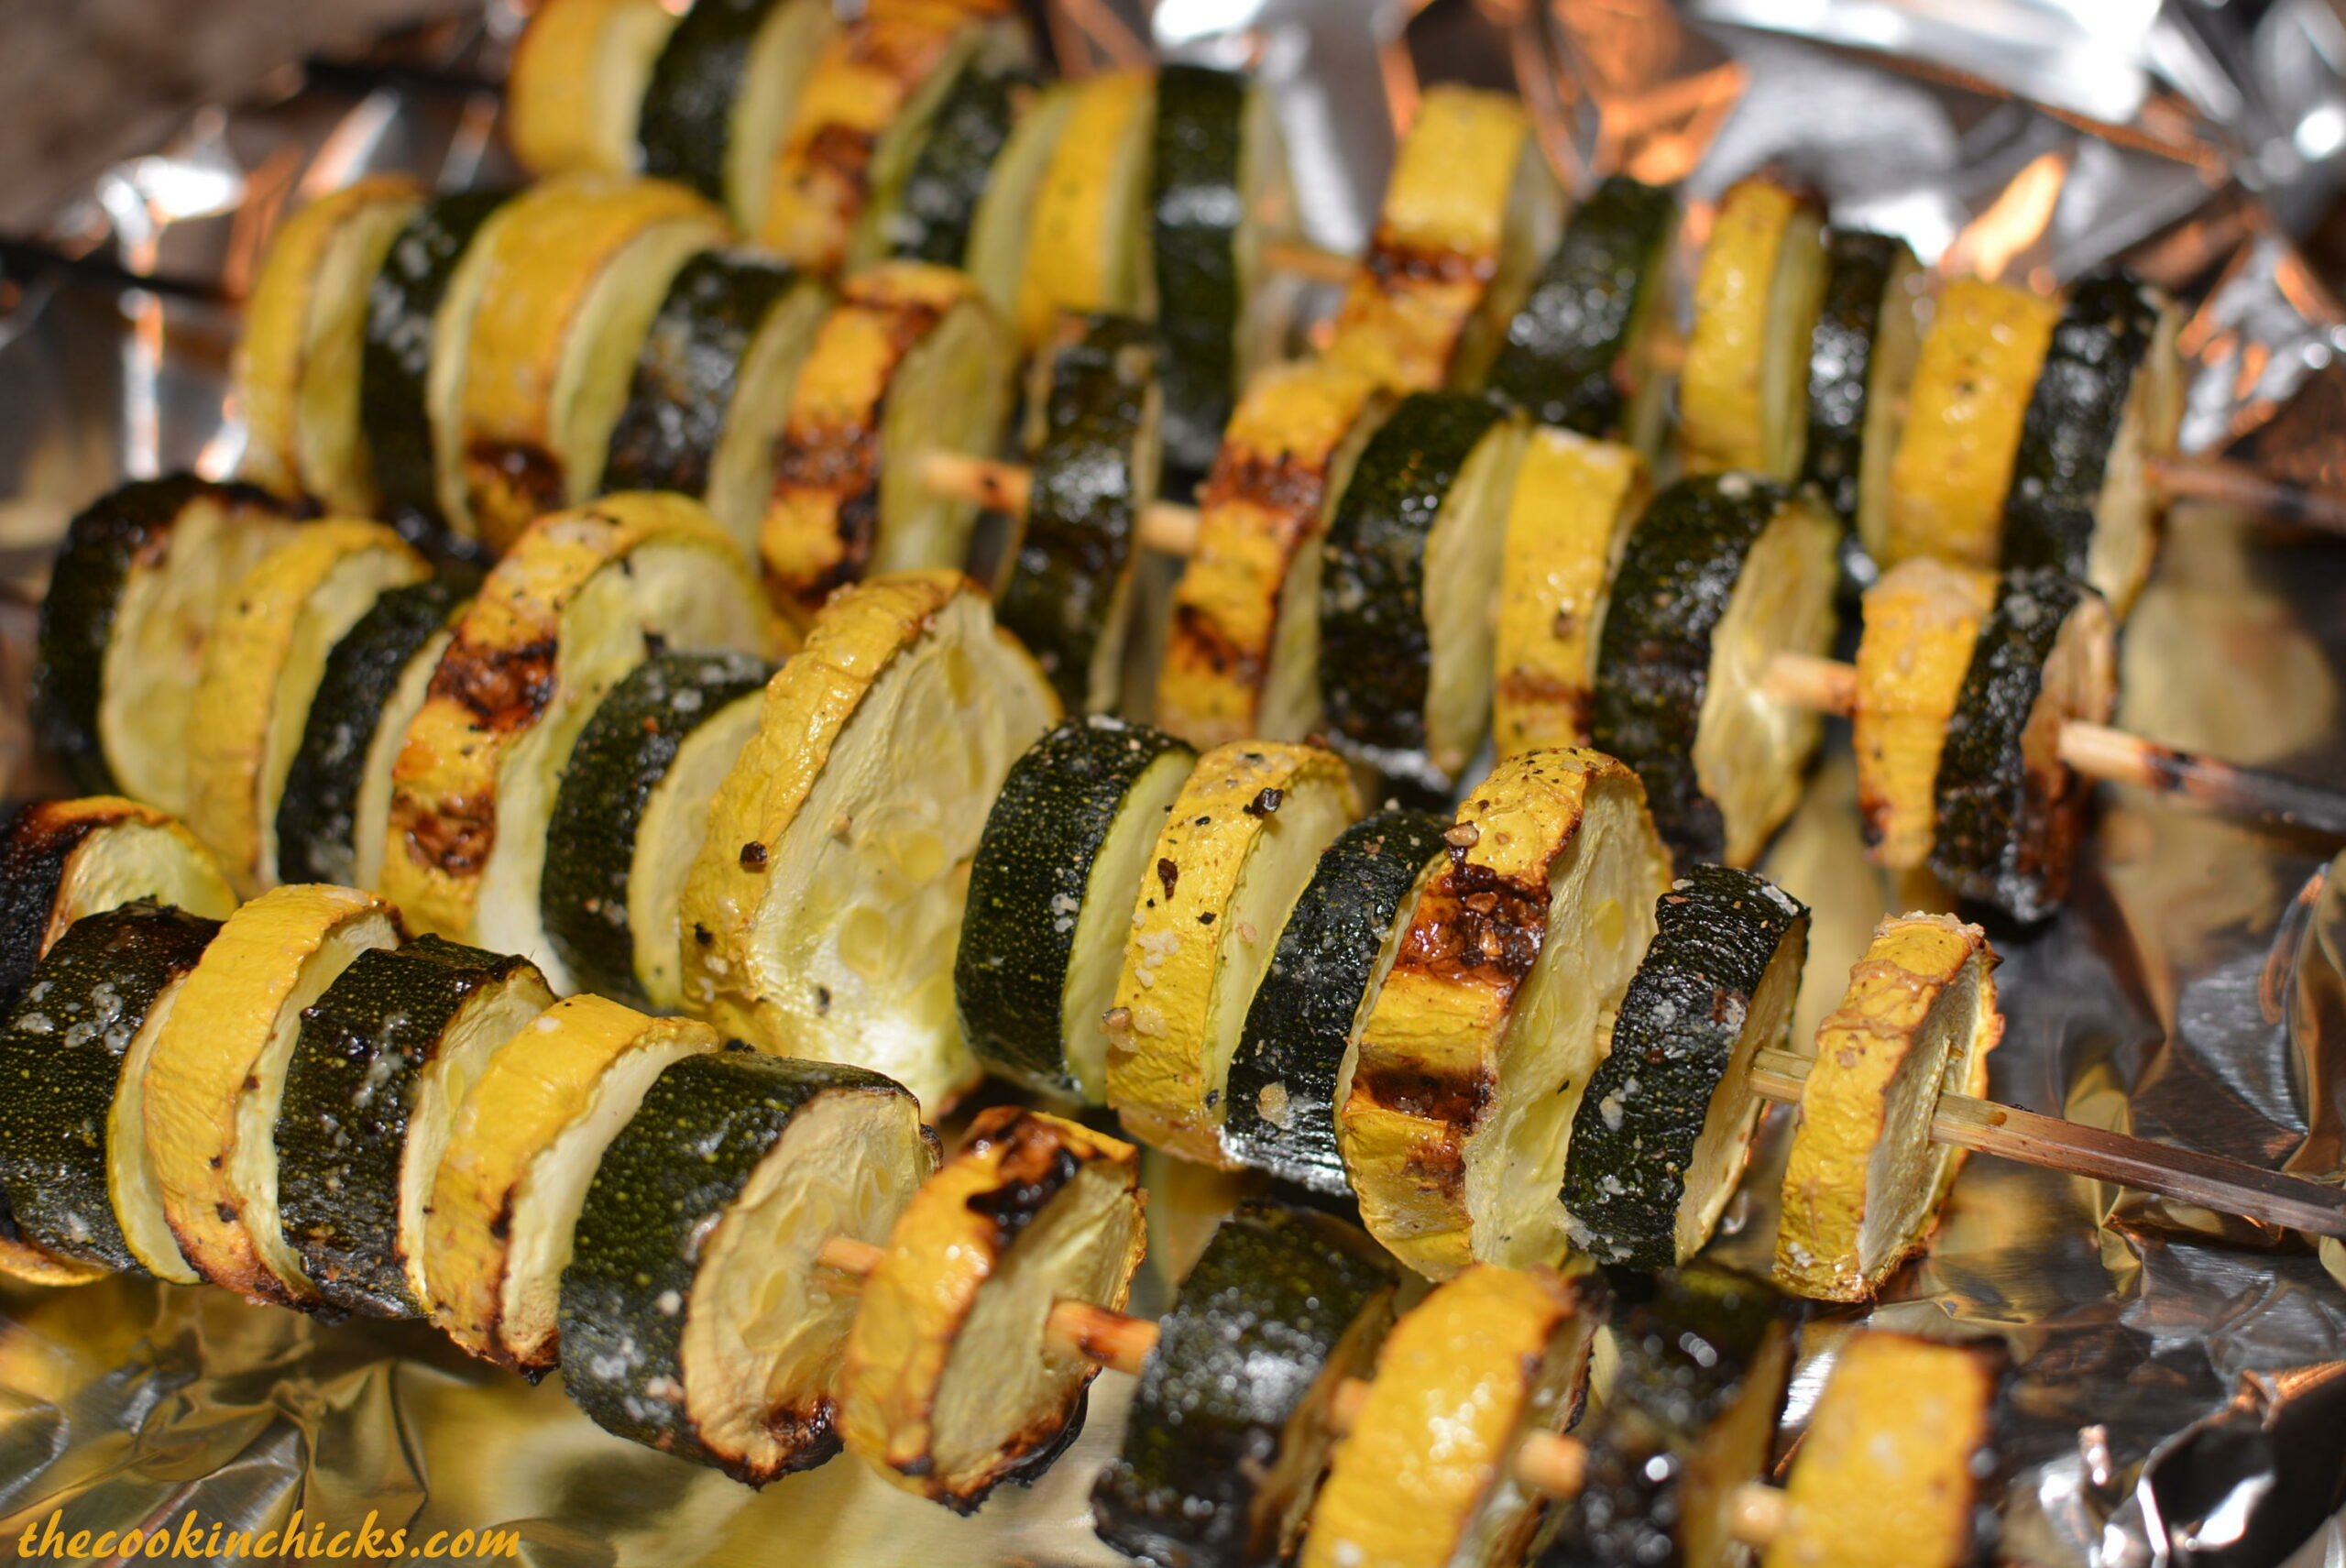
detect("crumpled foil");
top-left (0, 2), bottom-right (2343, 1564)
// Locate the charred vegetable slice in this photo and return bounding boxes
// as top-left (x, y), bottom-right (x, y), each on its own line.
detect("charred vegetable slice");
top-left (841, 1107), bottom-right (1144, 1509)
top-left (561, 1050), bottom-right (936, 1480)
top-left (1590, 475), bottom-right (1839, 870)
top-left (1928, 569), bottom-right (2116, 920)
top-left (1093, 1201), bottom-right (1401, 1568)
top-left (1678, 178), bottom-right (1825, 483)
top-left (1222, 811), bottom-right (1450, 1195)
top-left (1341, 749), bottom-right (1671, 1278)
top-left (1851, 559), bottom-right (1997, 871)
top-left (542, 651), bottom-right (773, 1012)
top-left (637, 0), bottom-right (838, 230)
top-left (1156, 358), bottom-right (1389, 748)
top-left (1302, 1265), bottom-right (1603, 1568)
top-left (144, 884), bottom-right (401, 1301)
top-left (1562, 868), bottom-right (1810, 1269)
top-left (1802, 230), bottom-right (1924, 543)
top-left (681, 572), bottom-right (1057, 1111)
top-left (1776, 915), bottom-right (2001, 1301)
top-left (883, 61), bottom-right (1033, 266)
top-left (507, 0), bottom-right (679, 176)
top-left (426, 993), bottom-right (721, 1371)
top-left (0, 902), bottom-right (219, 1276)
top-left (956, 718), bottom-right (1196, 1101)
top-left (1106, 740), bottom-right (1358, 1164)
top-left (276, 938), bottom-right (554, 1319)
top-left (1015, 69), bottom-right (1157, 348)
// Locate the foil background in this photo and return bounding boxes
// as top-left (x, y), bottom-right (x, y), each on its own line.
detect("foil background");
top-left (1, 2), bottom-right (2344, 1563)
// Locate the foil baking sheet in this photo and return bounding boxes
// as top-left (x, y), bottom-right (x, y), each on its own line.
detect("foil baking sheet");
top-left (2, 2), bottom-right (2345, 1563)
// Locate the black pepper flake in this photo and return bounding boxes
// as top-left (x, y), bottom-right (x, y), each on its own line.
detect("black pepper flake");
top-left (693, 923), bottom-right (714, 947)
top-left (1197, 912), bottom-right (1215, 926)
top-left (740, 840), bottom-right (769, 872)
top-left (814, 985), bottom-right (831, 1014)
top-left (1157, 858), bottom-right (1180, 899)
top-left (1244, 787), bottom-right (1284, 817)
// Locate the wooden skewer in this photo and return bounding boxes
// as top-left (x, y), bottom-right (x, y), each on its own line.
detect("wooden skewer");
top-left (918, 451), bottom-right (1201, 556)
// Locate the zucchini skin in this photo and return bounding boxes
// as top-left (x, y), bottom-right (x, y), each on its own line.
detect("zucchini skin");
top-left (1317, 392), bottom-right (1507, 760)
top-left (1803, 229), bottom-right (1907, 532)
top-left (0, 800), bottom-right (106, 1010)
top-left (996, 314), bottom-right (1157, 711)
top-left (888, 62), bottom-right (1032, 264)
top-left (1222, 810), bottom-right (1450, 1193)
top-left (1148, 63), bottom-right (1250, 481)
top-left (1590, 474), bottom-right (1788, 866)
top-left (360, 190), bottom-right (510, 525)
top-left (275, 577), bottom-right (461, 889)
top-left (0, 900), bottom-right (219, 1274)
top-left (637, 0), bottom-right (778, 202)
top-left (602, 249), bottom-right (804, 499)
top-left (955, 717), bottom-right (1193, 1094)
top-left (1489, 174), bottom-right (1676, 436)
top-left (1092, 1200), bottom-right (1399, 1568)
top-left (276, 936), bottom-right (543, 1318)
top-left (2000, 269), bottom-right (2160, 583)
top-left (1561, 867), bottom-right (1807, 1269)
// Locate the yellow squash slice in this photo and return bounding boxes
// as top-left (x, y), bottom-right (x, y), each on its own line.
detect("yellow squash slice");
top-left (678, 571), bottom-right (1057, 1111)
top-left (381, 494), bottom-right (776, 987)
top-left (965, 82), bottom-right (1078, 321)
top-left (1014, 69), bottom-right (1156, 348)
top-left (0, 795), bottom-right (236, 970)
top-left (142, 883), bottom-right (401, 1299)
top-left (504, 0), bottom-right (679, 178)
top-left (353, 620), bottom-right (456, 895)
top-left (1340, 749), bottom-right (1672, 1277)
top-left (1678, 177), bottom-right (1826, 481)
top-left (1776, 915), bottom-right (2003, 1302)
top-left (1851, 558), bottom-right (1997, 869)
top-left (840, 1107), bottom-right (1146, 1510)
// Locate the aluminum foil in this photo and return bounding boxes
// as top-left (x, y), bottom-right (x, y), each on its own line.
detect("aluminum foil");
top-left (2, 2), bottom-right (2345, 1563)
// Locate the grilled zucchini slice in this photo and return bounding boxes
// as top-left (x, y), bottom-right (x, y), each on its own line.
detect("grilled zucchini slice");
top-left (1489, 173), bottom-right (1681, 455)
top-left (1302, 1266), bottom-right (1603, 1568)
top-left (1590, 475), bottom-right (1839, 869)
top-left (1107, 740), bottom-right (1358, 1164)
top-left (506, 0), bottom-right (678, 177)
top-left (1678, 177), bottom-right (1825, 482)
top-left (450, 175), bottom-right (728, 547)
top-left (1802, 230), bottom-right (1925, 545)
top-left (187, 521), bottom-right (432, 891)
top-left (1928, 569), bottom-right (2116, 920)
top-left (0, 902), bottom-right (219, 1276)
top-left (1851, 559), bottom-right (1998, 871)
top-left (426, 993), bottom-right (721, 1371)
top-left (680, 572), bottom-right (1057, 1111)
top-left (841, 1107), bottom-right (1145, 1509)
top-left (35, 476), bottom-right (300, 810)
top-left (637, 0), bottom-right (838, 231)
top-left (1156, 358), bottom-right (1389, 749)
top-left (956, 718), bottom-right (1196, 1101)
top-left (1776, 915), bottom-right (2001, 1301)
top-left (2001, 269), bottom-right (2183, 616)
top-left (759, 262), bottom-right (1015, 618)
top-left (1326, 85), bottom-right (1565, 392)
top-left (1014, 69), bottom-right (1156, 349)
top-left (236, 176), bottom-right (424, 515)
top-left (561, 1050), bottom-right (936, 1480)
top-left (382, 494), bottom-right (775, 987)
top-left (1319, 392), bottom-right (1526, 791)
top-left (1562, 868), bottom-right (1810, 1270)
top-left (1092, 1201), bottom-right (1401, 1568)
top-left (542, 651), bottom-right (773, 1011)
top-left (1341, 749), bottom-right (1671, 1277)
top-left (143, 883), bottom-right (401, 1302)
top-left (1222, 810), bottom-right (1450, 1195)
top-left (996, 313), bottom-right (1161, 714)
top-left (1881, 280), bottom-right (2063, 575)
top-left (884, 61), bottom-right (1034, 266)
top-left (1492, 429), bottom-right (1649, 758)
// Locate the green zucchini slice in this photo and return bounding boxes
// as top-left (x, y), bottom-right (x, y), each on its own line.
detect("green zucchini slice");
top-left (638, 0), bottom-right (836, 230)
top-left (543, 651), bottom-right (774, 1012)
top-left (1222, 809), bottom-right (1450, 1194)
top-left (1562, 867), bottom-right (1810, 1270)
top-left (1802, 229), bottom-right (1924, 547)
top-left (1591, 475), bottom-right (1840, 869)
top-left (34, 476), bottom-right (300, 810)
top-left (1929, 568), bottom-right (2117, 921)
top-left (1091, 1200), bottom-right (1402, 1568)
top-left (275, 578), bottom-right (462, 890)
top-left (559, 1050), bottom-right (937, 1483)
top-left (885, 61), bottom-right (1035, 267)
top-left (0, 901), bottom-right (219, 1275)
top-left (956, 717), bottom-right (1196, 1101)
top-left (1319, 392), bottom-right (1526, 792)
top-left (996, 313), bottom-right (1162, 714)
top-left (1488, 174), bottom-right (1681, 454)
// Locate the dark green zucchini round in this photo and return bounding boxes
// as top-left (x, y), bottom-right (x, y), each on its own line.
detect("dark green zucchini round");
top-left (1802, 229), bottom-right (1921, 539)
top-left (542, 650), bottom-right (773, 1010)
top-left (1091, 1200), bottom-right (1401, 1568)
top-left (1562, 866), bottom-right (1809, 1271)
top-left (885, 62), bottom-right (1034, 265)
top-left (1221, 810), bottom-right (1450, 1194)
top-left (276, 577), bottom-right (462, 889)
top-left (361, 190), bottom-right (512, 525)
top-left (1148, 63), bottom-right (1253, 483)
top-left (954, 717), bottom-right (1196, 1101)
top-left (276, 936), bottom-right (554, 1319)
top-left (1488, 174), bottom-right (1680, 444)
top-left (638, 0), bottom-right (785, 203)
top-left (0, 900), bottom-right (219, 1275)
top-left (995, 313), bottom-right (1161, 714)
